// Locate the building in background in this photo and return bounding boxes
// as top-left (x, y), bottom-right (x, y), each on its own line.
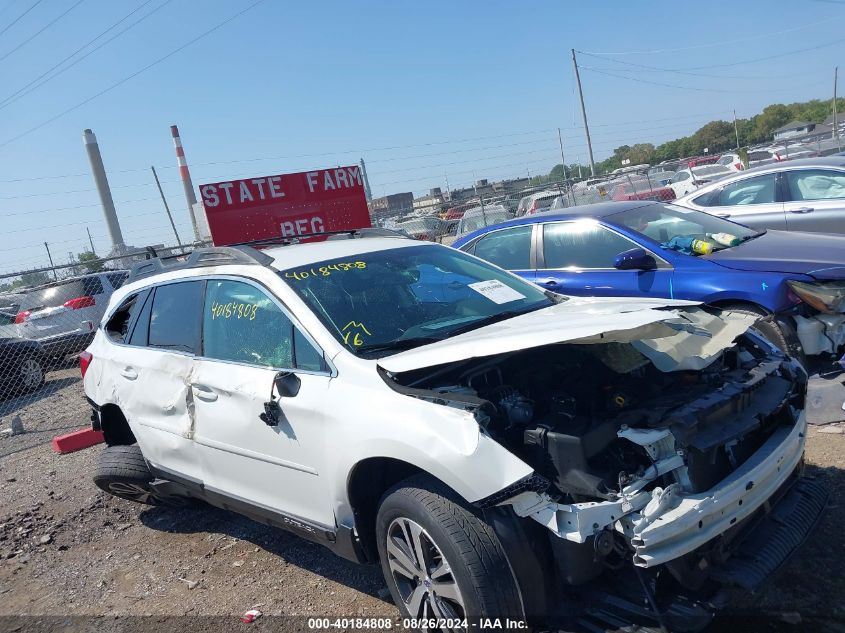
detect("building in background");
top-left (368, 192), bottom-right (414, 224)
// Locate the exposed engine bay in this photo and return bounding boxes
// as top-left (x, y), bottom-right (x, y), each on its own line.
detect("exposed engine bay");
top-left (382, 307), bottom-right (810, 594)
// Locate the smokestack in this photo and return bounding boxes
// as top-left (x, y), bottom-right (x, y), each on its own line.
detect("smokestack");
top-left (82, 129), bottom-right (124, 251)
top-left (171, 125), bottom-right (200, 242)
top-left (360, 158), bottom-right (373, 202)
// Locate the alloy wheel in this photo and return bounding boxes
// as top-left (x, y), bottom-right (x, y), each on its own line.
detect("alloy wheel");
top-left (19, 358), bottom-right (43, 390)
top-left (107, 481), bottom-right (158, 504)
top-left (385, 517), bottom-right (466, 626)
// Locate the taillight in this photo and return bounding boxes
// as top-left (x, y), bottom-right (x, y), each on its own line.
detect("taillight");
top-left (14, 310), bottom-right (30, 324)
top-left (735, 162), bottom-right (743, 170)
top-left (63, 295), bottom-right (95, 310)
top-left (79, 351), bottom-right (93, 378)
top-left (774, 153), bottom-right (783, 161)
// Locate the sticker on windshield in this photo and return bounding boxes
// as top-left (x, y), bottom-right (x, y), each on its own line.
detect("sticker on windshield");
top-left (468, 280), bottom-right (525, 304)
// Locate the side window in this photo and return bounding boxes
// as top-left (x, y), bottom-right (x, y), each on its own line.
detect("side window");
top-left (82, 276), bottom-right (104, 296)
top-left (471, 225), bottom-right (532, 270)
top-left (716, 174), bottom-right (776, 206)
top-left (786, 169), bottom-right (845, 201)
top-left (543, 222), bottom-right (639, 269)
top-left (106, 272), bottom-right (129, 290)
top-left (105, 290), bottom-right (149, 343)
top-left (148, 281), bottom-right (204, 353)
top-left (671, 172), bottom-right (690, 183)
top-left (203, 279), bottom-right (323, 370)
top-left (128, 291), bottom-right (153, 346)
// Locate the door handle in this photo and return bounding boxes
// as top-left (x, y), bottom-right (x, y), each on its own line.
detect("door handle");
top-left (788, 207), bottom-right (814, 214)
top-left (716, 213), bottom-right (732, 218)
top-left (191, 385), bottom-right (218, 402)
top-left (539, 278), bottom-right (559, 288)
top-left (120, 367), bottom-right (138, 380)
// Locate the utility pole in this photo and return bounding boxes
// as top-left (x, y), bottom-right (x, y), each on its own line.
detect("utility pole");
top-left (151, 166), bottom-right (183, 246)
top-left (571, 49), bottom-right (596, 176)
top-left (733, 109), bottom-right (740, 150)
top-left (86, 227), bottom-right (96, 255)
top-left (44, 242), bottom-right (57, 280)
top-left (359, 158), bottom-right (373, 202)
top-left (834, 67), bottom-right (841, 151)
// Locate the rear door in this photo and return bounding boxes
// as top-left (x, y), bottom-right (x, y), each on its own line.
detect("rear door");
top-left (535, 221), bottom-right (673, 298)
top-left (698, 173), bottom-right (787, 230)
top-left (782, 168), bottom-right (845, 234)
top-left (460, 224), bottom-right (536, 284)
top-left (108, 280), bottom-right (205, 481)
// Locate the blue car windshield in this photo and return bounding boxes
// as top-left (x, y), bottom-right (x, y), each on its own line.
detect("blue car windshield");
top-left (610, 204), bottom-right (760, 255)
top-left (280, 244), bottom-right (553, 357)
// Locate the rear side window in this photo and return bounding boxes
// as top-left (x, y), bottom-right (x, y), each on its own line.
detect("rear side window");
top-left (471, 225), bottom-right (532, 270)
top-left (106, 272), bottom-right (129, 290)
top-left (105, 290), bottom-right (149, 343)
top-left (148, 281), bottom-right (204, 353)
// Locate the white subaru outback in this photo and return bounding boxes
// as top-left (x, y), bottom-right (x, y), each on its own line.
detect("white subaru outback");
top-left (82, 231), bottom-right (826, 631)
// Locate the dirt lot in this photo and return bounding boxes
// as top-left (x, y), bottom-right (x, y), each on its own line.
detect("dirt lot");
top-left (0, 369), bottom-right (844, 632)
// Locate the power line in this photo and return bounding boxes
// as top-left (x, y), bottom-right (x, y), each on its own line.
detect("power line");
top-left (0, 0), bottom-right (42, 38)
top-left (0, 0), bottom-right (83, 64)
top-left (0, 0), bottom-right (166, 110)
top-left (581, 66), bottom-right (828, 94)
top-left (578, 17), bottom-right (836, 55)
top-left (0, 0), bottom-right (267, 149)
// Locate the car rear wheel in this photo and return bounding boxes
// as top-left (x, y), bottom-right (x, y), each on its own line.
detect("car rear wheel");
top-left (375, 474), bottom-right (523, 623)
top-left (17, 356), bottom-right (45, 393)
top-left (93, 445), bottom-right (161, 505)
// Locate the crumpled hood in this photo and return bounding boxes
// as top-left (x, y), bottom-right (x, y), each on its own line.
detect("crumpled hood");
top-left (378, 296), bottom-right (754, 374)
top-left (706, 230), bottom-right (845, 279)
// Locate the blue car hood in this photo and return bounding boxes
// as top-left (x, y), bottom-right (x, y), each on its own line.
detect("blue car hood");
top-left (706, 230), bottom-right (845, 280)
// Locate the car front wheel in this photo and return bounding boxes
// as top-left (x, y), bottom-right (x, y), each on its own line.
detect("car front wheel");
top-left (17, 355), bottom-right (45, 393)
top-left (375, 475), bottom-right (523, 624)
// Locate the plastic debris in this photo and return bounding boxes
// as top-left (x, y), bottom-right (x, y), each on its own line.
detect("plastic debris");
top-left (240, 609), bottom-right (262, 623)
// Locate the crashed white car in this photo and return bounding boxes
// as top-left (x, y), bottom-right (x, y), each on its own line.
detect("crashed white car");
top-left (82, 232), bottom-right (826, 630)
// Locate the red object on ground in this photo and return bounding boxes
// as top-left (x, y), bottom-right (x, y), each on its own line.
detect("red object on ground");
top-left (51, 428), bottom-right (104, 454)
top-left (199, 166), bottom-right (371, 246)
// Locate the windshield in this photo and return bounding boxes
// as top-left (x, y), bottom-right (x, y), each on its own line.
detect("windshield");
top-left (281, 244), bottom-right (552, 357)
top-left (609, 204), bottom-right (760, 254)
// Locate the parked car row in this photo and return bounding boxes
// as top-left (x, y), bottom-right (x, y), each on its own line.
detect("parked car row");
top-left (0, 270), bottom-right (128, 398)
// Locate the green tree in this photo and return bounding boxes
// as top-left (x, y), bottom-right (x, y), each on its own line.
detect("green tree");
top-left (77, 251), bottom-right (104, 273)
top-left (20, 271), bottom-right (50, 287)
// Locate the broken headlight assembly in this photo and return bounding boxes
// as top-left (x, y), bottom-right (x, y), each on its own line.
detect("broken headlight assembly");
top-left (786, 279), bottom-right (845, 314)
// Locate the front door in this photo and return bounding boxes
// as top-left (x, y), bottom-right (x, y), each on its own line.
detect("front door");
top-left (190, 278), bottom-right (335, 527)
top-left (782, 168), bottom-right (845, 235)
top-left (535, 221), bottom-right (673, 298)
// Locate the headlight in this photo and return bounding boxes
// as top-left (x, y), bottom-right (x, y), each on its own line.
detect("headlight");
top-left (786, 280), bottom-right (845, 313)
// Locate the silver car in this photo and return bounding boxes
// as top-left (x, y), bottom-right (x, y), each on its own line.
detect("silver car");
top-left (15, 271), bottom-right (128, 362)
top-left (673, 156), bottom-right (845, 234)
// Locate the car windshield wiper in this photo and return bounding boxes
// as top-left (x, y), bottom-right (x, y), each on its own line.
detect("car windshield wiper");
top-left (443, 304), bottom-right (545, 337)
top-left (739, 230), bottom-right (766, 243)
top-left (355, 336), bottom-right (444, 357)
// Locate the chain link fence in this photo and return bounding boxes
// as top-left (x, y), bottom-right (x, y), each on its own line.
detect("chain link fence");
top-left (0, 243), bottom-right (205, 442)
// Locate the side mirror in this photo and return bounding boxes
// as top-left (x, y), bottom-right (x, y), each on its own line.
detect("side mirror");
top-left (274, 371), bottom-right (301, 398)
top-left (614, 247), bottom-right (656, 271)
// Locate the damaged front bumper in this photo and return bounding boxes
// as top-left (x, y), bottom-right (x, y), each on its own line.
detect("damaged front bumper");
top-left (629, 411), bottom-right (807, 568)
top-left (509, 410), bottom-right (822, 576)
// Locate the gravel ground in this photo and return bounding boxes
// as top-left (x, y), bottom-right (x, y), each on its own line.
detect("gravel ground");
top-left (0, 368), bottom-right (843, 632)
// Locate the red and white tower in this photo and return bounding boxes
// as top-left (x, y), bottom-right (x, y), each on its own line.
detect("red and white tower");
top-left (171, 125), bottom-right (200, 241)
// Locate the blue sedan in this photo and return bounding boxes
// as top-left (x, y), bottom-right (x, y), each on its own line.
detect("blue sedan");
top-left (452, 201), bottom-right (845, 359)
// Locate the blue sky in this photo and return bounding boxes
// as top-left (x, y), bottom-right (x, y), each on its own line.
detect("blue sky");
top-left (1, 0), bottom-right (843, 274)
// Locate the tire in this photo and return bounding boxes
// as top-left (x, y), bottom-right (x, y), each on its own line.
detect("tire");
top-left (16, 354), bottom-right (45, 394)
top-left (720, 303), bottom-right (807, 367)
top-left (376, 474), bottom-right (523, 623)
top-left (93, 444), bottom-right (159, 506)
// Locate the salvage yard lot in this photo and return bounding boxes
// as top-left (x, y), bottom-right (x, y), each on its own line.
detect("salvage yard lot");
top-left (0, 371), bottom-right (843, 631)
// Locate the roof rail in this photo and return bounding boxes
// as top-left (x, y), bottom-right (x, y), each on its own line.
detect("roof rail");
top-left (127, 245), bottom-right (274, 282)
top-left (230, 227), bottom-right (407, 249)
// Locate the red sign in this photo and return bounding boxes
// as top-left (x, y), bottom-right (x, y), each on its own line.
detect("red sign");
top-left (199, 165), bottom-right (371, 245)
